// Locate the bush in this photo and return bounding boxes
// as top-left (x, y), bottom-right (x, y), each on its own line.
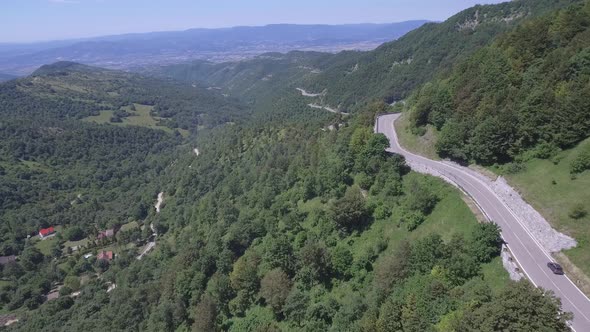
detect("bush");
top-left (570, 149), bottom-right (590, 174)
top-left (59, 285), bottom-right (72, 296)
top-left (402, 177), bottom-right (439, 215)
top-left (64, 275), bottom-right (81, 291)
top-left (354, 172), bottom-right (373, 190)
top-left (569, 204), bottom-right (587, 219)
top-left (503, 162), bottom-right (525, 175)
top-left (412, 126), bottom-right (428, 136)
top-left (330, 186), bottom-right (370, 232)
top-left (65, 226), bottom-right (85, 241)
top-left (526, 142), bottom-right (560, 160)
top-left (373, 204), bottom-right (392, 220)
top-left (401, 210), bottom-right (426, 231)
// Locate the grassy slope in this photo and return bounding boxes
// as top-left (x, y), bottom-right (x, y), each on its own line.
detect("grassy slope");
top-left (327, 173), bottom-right (507, 290)
top-left (298, 172), bottom-right (509, 288)
top-left (295, 174), bottom-right (509, 324)
top-left (83, 103), bottom-right (189, 137)
top-left (394, 112), bottom-right (590, 290)
top-left (505, 138), bottom-right (590, 277)
top-left (393, 112), bottom-right (439, 160)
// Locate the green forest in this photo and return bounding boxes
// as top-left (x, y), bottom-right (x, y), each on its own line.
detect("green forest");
top-left (1, 0), bottom-right (587, 331)
top-left (407, 1), bottom-right (590, 165)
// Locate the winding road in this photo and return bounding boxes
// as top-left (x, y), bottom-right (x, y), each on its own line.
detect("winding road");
top-left (376, 113), bottom-right (590, 331)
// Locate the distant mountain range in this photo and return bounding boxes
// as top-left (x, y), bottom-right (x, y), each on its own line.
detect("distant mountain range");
top-left (0, 21), bottom-right (428, 75)
top-left (0, 73), bottom-right (16, 82)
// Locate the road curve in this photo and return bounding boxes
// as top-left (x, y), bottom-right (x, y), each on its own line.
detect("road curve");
top-left (376, 113), bottom-right (590, 331)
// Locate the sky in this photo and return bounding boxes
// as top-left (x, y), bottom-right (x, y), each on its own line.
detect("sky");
top-left (1, 0), bottom-right (505, 43)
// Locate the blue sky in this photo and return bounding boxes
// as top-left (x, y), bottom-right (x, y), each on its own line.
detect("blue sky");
top-left (1, 0), bottom-right (504, 43)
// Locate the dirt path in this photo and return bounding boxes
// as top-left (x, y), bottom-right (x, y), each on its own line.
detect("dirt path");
top-left (154, 192), bottom-right (164, 213)
top-left (296, 88), bottom-right (322, 97)
top-left (308, 103), bottom-right (349, 116)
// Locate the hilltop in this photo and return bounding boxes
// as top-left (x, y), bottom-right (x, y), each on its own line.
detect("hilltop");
top-left (0, 61), bottom-right (245, 129)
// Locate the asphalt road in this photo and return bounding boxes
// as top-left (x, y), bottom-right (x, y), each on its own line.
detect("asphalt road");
top-left (376, 113), bottom-right (590, 331)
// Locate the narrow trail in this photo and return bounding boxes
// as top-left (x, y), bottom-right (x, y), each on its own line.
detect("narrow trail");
top-left (307, 103), bottom-right (349, 116)
top-left (154, 192), bottom-right (164, 213)
top-left (137, 193), bottom-right (161, 260)
top-left (296, 87), bottom-right (322, 97)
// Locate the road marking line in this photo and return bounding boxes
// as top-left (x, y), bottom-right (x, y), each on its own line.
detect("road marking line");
top-left (377, 114), bottom-right (590, 329)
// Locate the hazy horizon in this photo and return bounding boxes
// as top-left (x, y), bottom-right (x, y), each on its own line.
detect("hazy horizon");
top-left (0, 21), bottom-right (429, 45)
top-left (1, 0), bottom-right (504, 43)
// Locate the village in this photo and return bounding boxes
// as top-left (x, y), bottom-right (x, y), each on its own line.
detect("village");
top-left (0, 194), bottom-right (162, 326)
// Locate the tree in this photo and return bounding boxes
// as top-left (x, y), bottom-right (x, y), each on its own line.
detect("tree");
top-left (362, 134), bottom-right (390, 160)
top-left (282, 288), bottom-right (309, 326)
top-left (65, 226), bottom-right (85, 241)
top-left (331, 245), bottom-right (353, 279)
top-left (193, 294), bottom-right (217, 332)
top-left (467, 116), bottom-right (514, 164)
top-left (64, 275), bottom-right (81, 292)
top-left (20, 246), bottom-right (44, 270)
top-left (401, 293), bottom-right (430, 332)
top-left (374, 241), bottom-right (412, 294)
top-left (260, 268), bottom-right (292, 315)
top-left (297, 241), bottom-right (331, 285)
top-left (469, 223), bottom-right (502, 263)
top-left (230, 252), bottom-right (261, 294)
top-left (263, 234), bottom-right (295, 276)
top-left (459, 281), bottom-right (572, 331)
top-left (376, 292), bottom-right (403, 332)
top-left (330, 186), bottom-right (370, 232)
top-left (402, 176), bottom-right (439, 215)
top-left (229, 306), bottom-right (279, 332)
top-left (50, 241), bottom-right (62, 259)
top-left (410, 234), bottom-right (447, 274)
top-left (436, 120), bottom-right (469, 161)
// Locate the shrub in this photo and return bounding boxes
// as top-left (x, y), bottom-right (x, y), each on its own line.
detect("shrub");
top-left (401, 210), bottom-right (426, 231)
top-left (65, 226), bottom-right (85, 241)
top-left (354, 172), bottom-right (373, 190)
top-left (503, 162), bottom-right (525, 175)
top-left (527, 142), bottom-right (560, 160)
top-left (569, 204), bottom-right (587, 219)
top-left (570, 149), bottom-right (590, 174)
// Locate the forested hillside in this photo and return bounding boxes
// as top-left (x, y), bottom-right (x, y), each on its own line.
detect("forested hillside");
top-left (0, 64), bottom-right (245, 316)
top-left (147, 51), bottom-right (335, 101)
top-left (0, 61), bottom-right (245, 129)
top-left (153, 0), bottom-right (582, 114)
top-left (0, 0), bottom-right (583, 331)
top-left (301, 0), bottom-right (582, 110)
top-left (0, 22), bottom-right (428, 75)
top-left (407, 1), bottom-right (590, 165)
top-left (399, 1), bottom-right (590, 284)
top-left (5, 97), bottom-right (572, 331)
top-left (0, 73), bottom-right (16, 82)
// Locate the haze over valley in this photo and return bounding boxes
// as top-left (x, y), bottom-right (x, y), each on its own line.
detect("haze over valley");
top-left (1, 0), bottom-right (590, 331)
top-left (0, 21), bottom-right (427, 75)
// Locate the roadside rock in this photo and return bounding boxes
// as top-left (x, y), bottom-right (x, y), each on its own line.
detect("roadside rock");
top-left (398, 147), bottom-right (576, 254)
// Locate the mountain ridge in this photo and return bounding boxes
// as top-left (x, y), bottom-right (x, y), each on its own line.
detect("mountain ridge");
top-left (0, 21), bottom-right (428, 75)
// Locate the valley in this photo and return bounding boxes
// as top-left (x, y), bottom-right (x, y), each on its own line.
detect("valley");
top-left (1, 0), bottom-right (589, 331)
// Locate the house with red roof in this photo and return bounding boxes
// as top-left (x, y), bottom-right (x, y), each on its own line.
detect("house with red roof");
top-left (97, 228), bottom-right (116, 240)
top-left (97, 251), bottom-right (114, 261)
top-left (38, 226), bottom-right (55, 239)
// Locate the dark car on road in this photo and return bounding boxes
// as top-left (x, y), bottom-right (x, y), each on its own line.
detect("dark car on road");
top-left (547, 262), bottom-right (564, 275)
